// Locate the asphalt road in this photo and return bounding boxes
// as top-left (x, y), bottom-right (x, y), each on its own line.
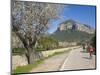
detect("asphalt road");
top-left (60, 48), bottom-right (96, 71)
top-left (31, 47), bottom-right (96, 73)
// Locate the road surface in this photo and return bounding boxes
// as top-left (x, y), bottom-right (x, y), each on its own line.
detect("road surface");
top-left (31, 47), bottom-right (96, 72)
top-left (60, 48), bottom-right (96, 71)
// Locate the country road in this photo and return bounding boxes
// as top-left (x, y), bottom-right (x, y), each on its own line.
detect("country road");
top-left (31, 47), bottom-right (96, 73)
top-left (60, 48), bottom-right (96, 71)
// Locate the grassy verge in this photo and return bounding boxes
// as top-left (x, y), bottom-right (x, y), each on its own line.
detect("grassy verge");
top-left (12, 59), bottom-right (44, 74)
top-left (45, 49), bottom-right (71, 59)
top-left (12, 49), bottom-right (71, 74)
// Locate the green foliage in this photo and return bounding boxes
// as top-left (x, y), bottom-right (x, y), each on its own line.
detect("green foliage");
top-left (51, 29), bottom-right (93, 42)
top-left (12, 37), bottom-right (59, 54)
top-left (37, 37), bottom-right (59, 50)
top-left (12, 48), bottom-right (25, 55)
top-left (90, 32), bottom-right (96, 55)
top-left (91, 34), bottom-right (96, 48)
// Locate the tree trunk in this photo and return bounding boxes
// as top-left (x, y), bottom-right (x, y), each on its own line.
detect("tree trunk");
top-left (12, 26), bottom-right (43, 64)
top-left (25, 47), bottom-right (43, 64)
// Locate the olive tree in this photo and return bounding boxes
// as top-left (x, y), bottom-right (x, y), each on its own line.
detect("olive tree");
top-left (12, 1), bottom-right (62, 64)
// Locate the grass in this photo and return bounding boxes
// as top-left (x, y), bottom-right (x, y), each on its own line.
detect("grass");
top-left (45, 49), bottom-right (71, 59)
top-left (12, 59), bottom-right (44, 74)
top-left (12, 49), bottom-right (72, 74)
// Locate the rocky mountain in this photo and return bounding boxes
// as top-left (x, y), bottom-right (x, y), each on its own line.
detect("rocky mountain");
top-left (58, 19), bottom-right (95, 34)
top-left (51, 19), bottom-right (95, 43)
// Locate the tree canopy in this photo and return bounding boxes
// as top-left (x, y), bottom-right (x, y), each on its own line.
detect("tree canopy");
top-left (12, 1), bottom-right (63, 64)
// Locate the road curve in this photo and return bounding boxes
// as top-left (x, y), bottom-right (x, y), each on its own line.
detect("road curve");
top-left (30, 47), bottom-right (96, 73)
top-left (30, 50), bottom-right (70, 72)
top-left (60, 48), bottom-right (96, 71)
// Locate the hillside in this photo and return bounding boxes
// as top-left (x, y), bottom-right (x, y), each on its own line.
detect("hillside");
top-left (51, 29), bottom-right (93, 42)
top-left (51, 19), bottom-right (94, 43)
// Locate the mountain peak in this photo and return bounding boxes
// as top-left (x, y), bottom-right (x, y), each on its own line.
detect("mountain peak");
top-left (58, 19), bottom-right (94, 34)
top-left (61, 19), bottom-right (76, 24)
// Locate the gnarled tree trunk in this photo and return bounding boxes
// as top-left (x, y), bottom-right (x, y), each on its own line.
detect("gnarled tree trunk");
top-left (13, 27), bottom-right (43, 64)
top-left (25, 47), bottom-right (43, 64)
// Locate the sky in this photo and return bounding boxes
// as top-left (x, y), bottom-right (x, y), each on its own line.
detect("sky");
top-left (47, 4), bottom-right (96, 33)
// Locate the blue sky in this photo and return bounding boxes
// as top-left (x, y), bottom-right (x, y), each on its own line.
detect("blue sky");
top-left (48, 4), bottom-right (96, 33)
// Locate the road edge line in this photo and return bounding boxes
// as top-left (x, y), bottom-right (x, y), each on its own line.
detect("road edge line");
top-left (59, 49), bottom-right (73, 71)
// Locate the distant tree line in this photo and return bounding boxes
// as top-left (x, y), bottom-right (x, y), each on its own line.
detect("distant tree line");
top-left (91, 32), bottom-right (96, 55)
top-left (37, 37), bottom-right (59, 50)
